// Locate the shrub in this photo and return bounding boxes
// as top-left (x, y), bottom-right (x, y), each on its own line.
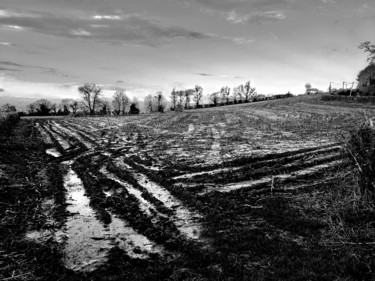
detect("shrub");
top-left (175, 104), bottom-right (184, 112)
top-left (346, 123), bottom-right (375, 199)
top-left (0, 112), bottom-right (20, 135)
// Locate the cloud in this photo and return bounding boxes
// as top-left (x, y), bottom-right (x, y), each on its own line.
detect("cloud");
top-left (197, 73), bottom-right (213, 76)
top-left (0, 88), bottom-right (4, 92)
top-left (0, 9), bottom-right (212, 46)
top-left (71, 28), bottom-right (91, 36)
top-left (195, 73), bottom-right (242, 79)
top-left (227, 10), bottom-right (286, 24)
top-left (0, 25), bottom-right (25, 31)
top-left (0, 61), bottom-right (77, 78)
top-left (185, 0), bottom-right (290, 24)
top-left (0, 42), bottom-right (12, 46)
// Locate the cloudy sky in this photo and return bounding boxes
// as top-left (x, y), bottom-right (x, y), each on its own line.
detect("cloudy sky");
top-left (0, 0), bottom-right (374, 108)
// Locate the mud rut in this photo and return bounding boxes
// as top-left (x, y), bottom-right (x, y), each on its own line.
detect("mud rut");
top-left (29, 116), bottom-right (347, 273)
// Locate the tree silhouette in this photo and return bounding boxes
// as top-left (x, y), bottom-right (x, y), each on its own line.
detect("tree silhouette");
top-left (359, 41), bottom-right (375, 64)
top-left (78, 83), bottom-right (102, 115)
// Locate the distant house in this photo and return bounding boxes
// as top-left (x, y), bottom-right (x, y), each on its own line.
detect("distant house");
top-left (357, 64), bottom-right (375, 95)
top-left (306, 88), bottom-right (319, 95)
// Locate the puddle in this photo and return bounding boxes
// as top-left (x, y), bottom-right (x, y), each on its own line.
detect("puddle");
top-left (108, 213), bottom-right (165, 259)
top-left (60, 162), bottom-right (112, 271)
top-left (46, 148), bottom-right (61, 157)
top-left (115, 158), bottom-right (202, 240)
top-left (27, 161), bottom-right (166, 272)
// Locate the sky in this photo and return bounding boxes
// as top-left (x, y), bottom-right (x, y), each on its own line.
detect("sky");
top-left (0, 0), bottom-right (374, 109)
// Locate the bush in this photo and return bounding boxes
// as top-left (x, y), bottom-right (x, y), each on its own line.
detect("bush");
top-left (321, 94), bottom-right (375, 104)
top-left (0, 112), bottom-right (20, 135)
top-left (347, 123), bottom-right (375, 198)
top-left (175, 104), bottom-right (184, 112)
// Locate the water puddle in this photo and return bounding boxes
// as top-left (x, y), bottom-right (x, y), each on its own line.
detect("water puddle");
top-left (115, 158), bottom-right (202, 240)
top-left (46, 148), bottom-right (61, 157)
top-left (26, 161), bottom-right (165, 272)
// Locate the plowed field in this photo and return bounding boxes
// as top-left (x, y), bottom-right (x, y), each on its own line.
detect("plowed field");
top-left (2, 95), bottom-right (375, 280)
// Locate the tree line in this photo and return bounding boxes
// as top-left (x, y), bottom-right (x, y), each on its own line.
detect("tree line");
top-left (21, 83), bottom-right (140, 116)
top-left (13, 80), bottom-right (295, 116)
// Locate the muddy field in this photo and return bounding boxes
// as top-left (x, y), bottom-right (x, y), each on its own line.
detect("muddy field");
top-left (1, 95), bottom-right (375, 280)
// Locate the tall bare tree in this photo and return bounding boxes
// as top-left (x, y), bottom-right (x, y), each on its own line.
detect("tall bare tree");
top-left (144, 94), bottom-right (155, 113)
top-left (177, 90), bottom-right (185, 106)
top-left (359, 41), bottom-right (375, 64)
top-left (170, 88), bottom-right (178, 110)
top-left (184, 89), bottom-right (195, 109)
top-left (155, 91), bottom-right (163, 112)
top-left (112, 90), bottom-right (129, 115)
top-left (193, 85), bottom-right (203, 108)
top-left (78, 83), bottom-right (102, 115)
top-left (210, 92), bottom-right (220, 106)
top-left (244, 81), bottom-right (257, 101)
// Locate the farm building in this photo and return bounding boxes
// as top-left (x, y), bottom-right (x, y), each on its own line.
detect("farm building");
top-left (357, 64), bottom-right (375, 95)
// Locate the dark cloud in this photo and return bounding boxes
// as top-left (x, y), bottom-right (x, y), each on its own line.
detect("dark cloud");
top-left (0, 67), bottom-right (20, 72)
top-left (0, 88), bottom-right (4, 92)
top-left (0, 9), bottom-right (212, 46)
top-left (195, 72), bottom-right (242, 79)
top-left (197, 73), bottom-right (213, 76)
top-left (0, 61), bottom-right (24, 67)
top-left (0, 60), bottom-right (76, 78)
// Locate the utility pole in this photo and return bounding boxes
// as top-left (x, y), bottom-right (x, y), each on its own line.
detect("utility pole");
top-left (329, 82), bottom-right (332, 94)
top-left (349, 82), bottom-right (355, 96)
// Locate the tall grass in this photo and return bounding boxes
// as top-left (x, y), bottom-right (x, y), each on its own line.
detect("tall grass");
top-left (346, 123), bottom-right (375, 199)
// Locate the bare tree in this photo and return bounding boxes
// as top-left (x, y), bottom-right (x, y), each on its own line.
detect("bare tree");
top-left (78, 83), bottom-right (102, 115)
top-left (359, 41), bottom-right (375, 64)
top-left (26, 103), bottom-right (36, 115)
top-left (99, 98), bottom-right (111, 115)
top-left (184, 89), bottom-right (195, 109)
top-left (233, 85), bottom-right (243, 102)
top-left (210, 92), bottom-right (220, 106)
top-left (177, 90), bottom-right (185, 106)
top-left (170, 88), bottom-right (178, 110)
top-left (193, 85), bottom-right (203, 108)
top-left (155, 91), bottom-right (164, 112)
top-left (144, 94), bottom-right (155, 113)
top-left (223, 86), bottom-right (231, 104)
top-left (244, 81), bottom-right (257, 101)
top-left (112, 90), bottom-right (129, 115)
top-left (62, 99), bottom-right (78, 114)
top-left (120, 92), bottom-right (129, 115)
